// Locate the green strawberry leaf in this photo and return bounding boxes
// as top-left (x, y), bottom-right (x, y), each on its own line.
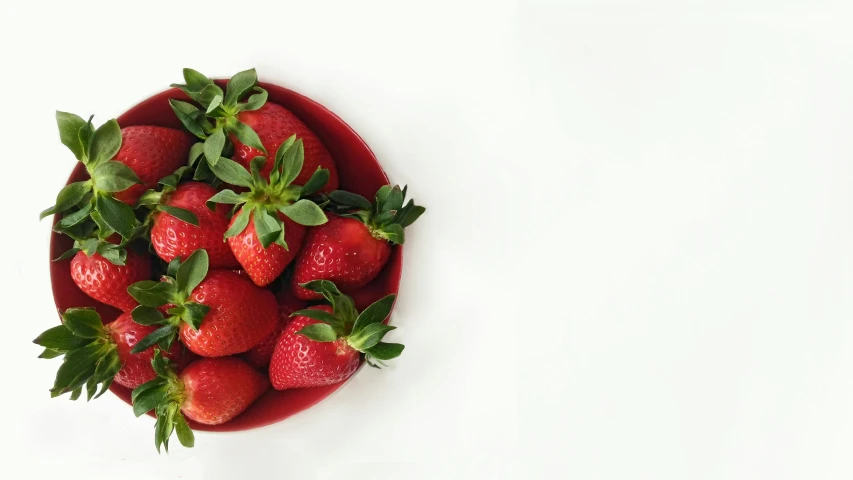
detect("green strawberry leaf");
top-left (56, 111), bottom-right (88, 160)
top-left (176, 249), bottom-right (209, 296)
top-left (53, 247), bottom-right (81, 262)
top-left (56, 202), bottom-right (94, 227)
top-left (296, 323), bottom-right (338, 342)
top-left (94, 194), bottom-right (136, 239)
top-left (223, 68), bottom-right (258, 107)
top-left (133, 385), bottom-right (169, 417)
top-left (169, 99), bottom-right (207, 139)
top-left (203, 128), bottom-right (226, 165)
top-left (39, 348), bottom-right (64, 359)
top-left (206, 189), bottom-right (246, 210)
top-left (224, 207), bottom-right (251, 238)
top-left (128, 280), bottom-right (176, 307)
top-left (174, 414), bottom-right (195, 448)
top-left (279, 199), bottom-right (327, 226)
top-left (182, 68), bottom-right (214, 92)
top-left (209, 157), bottom-right (254, 187)
top-left (352, 294), bottom-right (396, 333)
top-left (228, 120), bottom-right (266, 153)
top-left (375, 185), bottom-right (392, 211)
top-left (330, 190), bottom-right (372, 211)
top-left (300, 168), bottom-right (330, 197)
top-left (182, 302), bottom-right (210, 330)
top-left (279, 138), bottom-right (304, 187)
top-left (136, 190), bottom-right (163, 206)
top-left (159, 205), bottom-right (199, 226)
top-left (40, 181), bottom-right (92, 219)
top-left (131, 325), bottom-right (177, 355)
top-left (188, 141), bottom-right (206, 166)
top-left (291, 308), bottom-right (344, 333)
top-left (348, 323), bottom-right (395, 351)
top-left (87, 119), bottom-right (122, 167)
top-left (91, 161), bottom-right (142, 193)
top-left (62, 308), bottom-right (105, 339)
top-left (254, 209), bottom-right (281, 249)
top-left (396, 201), bottom-right (426, 228)
top-left (364, 342), bottom-right (404, 361)
top-left (239, 87), bottom-right (268, 112)
top-left (132, 306), bottom-right (166, 326)
top-left (33, 325), bottom-right (91, 351)
top-left (206, 94), bottom-right (223, 114)
top-left (378, 223), bottom-right (404, 244)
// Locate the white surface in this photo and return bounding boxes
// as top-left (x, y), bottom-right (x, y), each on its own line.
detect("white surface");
top-left (1, 0), bottom-right (852, 478)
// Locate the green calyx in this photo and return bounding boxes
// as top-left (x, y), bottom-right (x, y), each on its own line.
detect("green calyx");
top-left (33, 308), bottom-right (122, 401)
top-left (169, 68), bottom-right (268, 182)
top-left (41, 112), bottom-right (144, 241)
top-left (127, 250), bottom-right (211, 354)
top-left (206, 135), bottom-right (329, 250)
top-left (325, 185), bottom-right (425, 245)
top-left (135, 166), bottom-right (200, 228)
top-left (292, 280), bottom-right (404, 367)
top-left (52, 213), bottom-right (132, 266)
top-left (131, 350), bottom-right (194, 453)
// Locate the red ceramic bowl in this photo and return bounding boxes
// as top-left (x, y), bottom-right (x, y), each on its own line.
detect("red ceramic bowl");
top-left (49, 81), bottom-right (403, 432)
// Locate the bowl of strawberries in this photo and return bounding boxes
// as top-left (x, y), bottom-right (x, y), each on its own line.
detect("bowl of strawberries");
top-left (35, 68), bottom-right (424, 452)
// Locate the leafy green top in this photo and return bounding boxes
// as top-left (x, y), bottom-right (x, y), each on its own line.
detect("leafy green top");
top-left (131, 350), bottom-right (194, 453)
top-left (324, 185), bottom-right (425, 244)
top-left (126, 250), bottom-right (211, 354)
top-left (168, 68), bottom-right (268, 183)
top-left (32, 308), bottom-right (123, 401)
top-left (206, 135), bottom-right (329, 250)
top-left (293, 280), bottom-right (404, 367)
top-left (135, 166), bottom-right (200, 229)
top-left (41, 113), bottom-right (144, 243)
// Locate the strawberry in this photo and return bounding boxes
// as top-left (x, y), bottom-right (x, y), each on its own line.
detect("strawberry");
top-left (147, 181), bottom-right (239, 269)
top-left (127, 250), bottom-right (279, 357)
top-left (111, 126), bottom-right (194, 205)
top-left (243, 293), bottom-right (306, 369)
top-left (169, 68), bottom-right (338, 192)
top-left (206, 136), bottom-right (330, 286)
top-left (132, 351), bottom-right (268, 451)
top-left (269, 280), bottom-right (403, 390)
top-left (41, 114), bottom-right (191, 241)
top-left (291, 185), bottom-right (424, 300)
top-left (232, 102), bottom-right (339, 192)
top-left (32, 308), bottom-right (185, 399)
top-left (68, 242), bottom-right (151, 312)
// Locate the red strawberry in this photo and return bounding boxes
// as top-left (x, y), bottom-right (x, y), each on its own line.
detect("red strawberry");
top-left (112, 126), bottom-right (194, 205)
top-left (32, 308), bottom-right (185, 400)
top-left (228, 210), bottom-right (306, 287)
top-left (127, 250), bottom-right (279, 358)
top-left (109, 312), bottom-right (186, 388)
top-left (150, 182), bottom-right (239, 269)
top-left (269, 281), bottom-right (403, 390)
top-left (70, 246), bottom-right (151, 311)
top-left (233, 102), bottom-right (339, 192)
top-left (179, 270), bottom-right (278, 357)
top-left (292, 186), bottom-right (424, 300)
top-left (243, 293), bottom-right (306, 369)
top-left (169, 68), bottom-right (338, 193)
top-left (132, 352), bottom-right (268, 451)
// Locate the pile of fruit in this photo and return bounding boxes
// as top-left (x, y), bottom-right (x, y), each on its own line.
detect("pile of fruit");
top-left (34, 68), bottom-right (424, 452)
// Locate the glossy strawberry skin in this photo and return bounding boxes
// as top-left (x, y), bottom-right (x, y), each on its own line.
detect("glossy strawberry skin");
top-left (179, 357), bottom-right (269, 425)
top-left (70, 249), bottom-right (152, 311)
top-left (232, 102), bottom-right (339, 193)
top-left (178, 270), bottom-right (279, 357)
top-left (150, 182), bottom-right (239, 269)
top-left (291, 214), bottom-right (391, 300)
top-left (268, 306), bottom-right (360, 390)
top-left (112, 126), bottom-right (194, 205)
top-left (243, 293), bottom-right (306, 369)
top-left (108, 313), bottom-right (186, 389)
top-left (228, 210), bottom-right (306, 287)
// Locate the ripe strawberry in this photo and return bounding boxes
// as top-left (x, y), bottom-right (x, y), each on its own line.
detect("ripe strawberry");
top-left (243, 293), bottom-right (306, 369)
top-left (206, 136), bottom-right (329, 286)
top-left (169, 68), bottom-right (338, 192)
top-left (269, 280), bottom-right (403, 390)
top-left (42, 114), bottom-right (193, 243)
top-left (32, 308), bottom-right (185, 399)
top-left (127, 250), bottom-right (279, 357)
top-left (69, 244), bottom-right (151, 311)
top-left (291, 185), bottom-right (425, 300)
top-left (111, 126), bottom-right (194, 205)
top-left (149, 181), bottom-right (239, 269)
top-left (132, 352), bottom-right (268, 451)
top-left (233, 102), bottom-right (339, 192)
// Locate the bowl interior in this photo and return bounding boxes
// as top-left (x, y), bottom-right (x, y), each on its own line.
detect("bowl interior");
top-left (49, 81), bottom-right (403, 432)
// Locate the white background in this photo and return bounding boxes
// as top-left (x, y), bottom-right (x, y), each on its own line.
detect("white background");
top-left (0, 0), bottom-right (851, 478)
